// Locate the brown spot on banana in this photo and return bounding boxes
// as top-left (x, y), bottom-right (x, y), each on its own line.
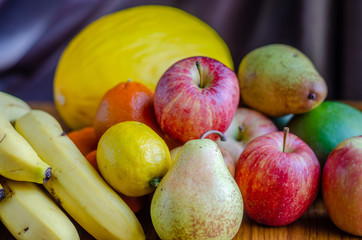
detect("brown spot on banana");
top-left (50, 188), bottom-right (63, 206)
top-left (18, 227), bottom-right (29, 236)
top-left (0, 133), bottom-right (6, 143)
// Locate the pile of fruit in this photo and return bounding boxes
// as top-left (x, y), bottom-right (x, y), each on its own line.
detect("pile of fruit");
top-left (1, 5), bottom-right (362, 240)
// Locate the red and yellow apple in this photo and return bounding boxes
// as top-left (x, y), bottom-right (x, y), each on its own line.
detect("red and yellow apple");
top-left (154, 56), bottom-right (239, 144)
top-left (322, 135), bottom-right (362, 237)
top-left (235, 128), bottom-right (320, 226)
top-left (216, 107), bottom-right (278, 161)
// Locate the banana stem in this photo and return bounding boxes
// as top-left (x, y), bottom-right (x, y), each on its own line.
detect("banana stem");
top-left (43, 167), bottom-right (52, 183)
top-left (283, 127), bottom-right (289, 153)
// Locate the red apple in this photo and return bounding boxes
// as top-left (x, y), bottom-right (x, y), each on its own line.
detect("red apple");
top-left (235, 128), bottom-right (321, 226)
top-left (219, 147), bottom-right (236, 178)
top-left (322, 135), bottom-right (362, 236)
top-left (216, 107), bottom-right (278, 161)
top-left (154, 56), bottom-right (239, 144)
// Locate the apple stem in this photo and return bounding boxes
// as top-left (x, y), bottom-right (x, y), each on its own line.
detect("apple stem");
top-left (200, 130), bottom-right (226, 141)
top-left (283, 127), bottom-right (289, 153)
top-left (127, 78), bottom-right (132, 82)
top-left (196, 61), bottom-right (204, 88)
top-left (236, 126), bottom-right (244, 141)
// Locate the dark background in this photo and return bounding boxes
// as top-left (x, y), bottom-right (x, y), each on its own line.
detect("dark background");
top-left (0, 0), bottom-right (361, 101)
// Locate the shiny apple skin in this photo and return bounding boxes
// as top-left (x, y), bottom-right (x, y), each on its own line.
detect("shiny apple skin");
top-left (322, 135), bottom-right (362, 237)
top-left (217, 107), bottom-right (278, 161)
top-left (235, 131), bottom-right (320, 226)
top-left (154, 56), bottom-right (239, 144)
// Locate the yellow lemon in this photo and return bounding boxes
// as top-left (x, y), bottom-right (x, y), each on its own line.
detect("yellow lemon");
top-left (54, 5), bottom-right (234, 130)
top-left (97, 121), bottom-right (171, 197)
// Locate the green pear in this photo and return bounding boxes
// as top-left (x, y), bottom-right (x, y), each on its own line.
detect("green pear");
top-left (151, 138), bottom-right (243, 239)
top-left (238, 44), bottom-right (328, 117)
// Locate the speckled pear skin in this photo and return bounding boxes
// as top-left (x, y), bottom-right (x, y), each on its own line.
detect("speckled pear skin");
top-left (150, 139), bottom-right (243, 240)
top-left (238, 44), bottom-right (327, 117)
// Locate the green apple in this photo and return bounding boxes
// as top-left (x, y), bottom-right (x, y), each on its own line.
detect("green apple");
top-left (287, 101), bottom-right (362, 166)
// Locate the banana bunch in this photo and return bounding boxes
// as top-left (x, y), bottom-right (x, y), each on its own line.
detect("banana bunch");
top-left (0, 92), bottom-right (145, 240)
top-left (0, 177), bottom-right (80, 240)
top-left (0, 92), bottom-right (52, 184)
top-left (15, 109), bottom-right (145, 240)
top-left (0, 92), bottom-right (76, 239)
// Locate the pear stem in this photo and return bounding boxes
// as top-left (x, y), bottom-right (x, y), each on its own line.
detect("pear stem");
top-left (283, 127), bottom-right (289, 153)
top-left (196, 61), bottom-right (203, 88)
top-left (200, 130), bottom-right (226, 141)
top-left (149, 177), bottom-right (161, 188)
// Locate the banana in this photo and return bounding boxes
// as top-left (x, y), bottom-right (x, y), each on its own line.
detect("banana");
top-left (15, 109), bottom-right (145, 240)
top-left (0, 177), bottom-right (80, 240)
top-left (0, 92), bottom-right (52, 184)
top-left (0, 91), bottom-right (31, 123)
top-left (0, 182), bottom-right (4, 201)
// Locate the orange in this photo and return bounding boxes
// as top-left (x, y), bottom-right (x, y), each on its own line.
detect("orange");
top-left (67, 127), bottom-right (98, 156)
top-left (53, 5), bottom-right (233, 130)
top-left (93, 80), bottom-right (162, 139)
top-left (85, 150), bottom-right (99, 172)
top-left (119, 194), bottom-right (147, 214)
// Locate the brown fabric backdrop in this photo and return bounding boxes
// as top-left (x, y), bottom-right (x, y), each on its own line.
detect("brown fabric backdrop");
top-left (0, 0), bottom-right (361, 101)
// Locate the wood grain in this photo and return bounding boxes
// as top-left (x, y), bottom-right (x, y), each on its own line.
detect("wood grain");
top-left (1, 101), bottom-right (361, 240)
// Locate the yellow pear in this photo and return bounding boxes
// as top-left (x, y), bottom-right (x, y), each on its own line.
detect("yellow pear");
top-left (151, 134), bottom-right (243, 239)
top-left (238, 44), bottom-right (327, 117)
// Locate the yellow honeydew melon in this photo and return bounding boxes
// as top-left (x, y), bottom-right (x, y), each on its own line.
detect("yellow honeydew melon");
top-left (54, 5), bottom-right (234, 130)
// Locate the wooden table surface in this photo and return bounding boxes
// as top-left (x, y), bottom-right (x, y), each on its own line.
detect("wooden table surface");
top-left (1, 101), bottom-right (361, 240)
